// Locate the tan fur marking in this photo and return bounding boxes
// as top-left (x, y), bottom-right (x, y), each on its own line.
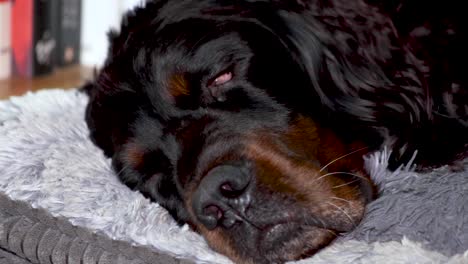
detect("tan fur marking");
top-left (125, 143), bottom-right (145, 168)
top-left (169, 73), bottom-right (190, 97)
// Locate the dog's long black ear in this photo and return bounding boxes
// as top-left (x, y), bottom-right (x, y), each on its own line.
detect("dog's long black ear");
top-left (277, 0), bottom-right (430, 129)
top-left (83, 80), bottom-right (140, 158)
top-left (83, 81), bottom-right (116, 157)
top-left (82, 2), bottom-right (158, 157)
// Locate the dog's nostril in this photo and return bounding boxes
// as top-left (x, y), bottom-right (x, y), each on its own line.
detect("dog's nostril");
top-left (220, 182), bottom-right (245, 198)
top-left (220, 182), bottom-right (234, 192)
top-left (204, 205), bottom-right (223, 221)
top-left (201, 204), bottom-right (223, 229)
top-left (192, 164), bottom-right (252, 230)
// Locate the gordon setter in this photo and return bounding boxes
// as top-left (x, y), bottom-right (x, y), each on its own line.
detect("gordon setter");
top-left (84, 0), bottom-right (467, 262)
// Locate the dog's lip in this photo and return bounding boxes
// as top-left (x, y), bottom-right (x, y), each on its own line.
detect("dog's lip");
top-left (255, 221), bottom-right (333, 262)
top-left (257, 220), bottom-right (302, 251)
top-left (263, 221), bottom-right (290, 237)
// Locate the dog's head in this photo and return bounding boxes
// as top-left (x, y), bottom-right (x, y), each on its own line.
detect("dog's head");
top-left (84, 0), bottom-right (427, 262)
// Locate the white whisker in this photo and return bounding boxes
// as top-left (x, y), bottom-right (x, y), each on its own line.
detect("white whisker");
top-left (314, 171), bottom-right (369, 185)
top-left (330, 197), bottom-right (352, 204)
top-left (326, 201), bottom-right (356, 228)
top-left (325, 229), bottom-right (338, 237)
top-left (332, 179), bottom-right (360, 189)
top-left (319, 146), bottom-right (368, 172)
top-left (115, 164), bottom-right (131, 177)
top-left (305, 217), bottom-right (327, 230)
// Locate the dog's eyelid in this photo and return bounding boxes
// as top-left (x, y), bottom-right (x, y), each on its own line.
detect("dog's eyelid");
top-left (207, 70), bottom-right (233, 88)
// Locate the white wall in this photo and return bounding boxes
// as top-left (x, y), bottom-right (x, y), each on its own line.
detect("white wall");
top-left (121, 0), bottom-right (144, 12)
top-left (80, 0), bottom-right (143, 67)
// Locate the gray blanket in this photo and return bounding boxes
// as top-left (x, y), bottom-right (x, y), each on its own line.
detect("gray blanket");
top-left (0, 89), bottom-right (467, 264)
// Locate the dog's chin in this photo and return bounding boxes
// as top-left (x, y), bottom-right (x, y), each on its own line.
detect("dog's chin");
top-left (200, 218), bottom-right (340, 263)
top-left (256, 224), bottom-right (336, 263)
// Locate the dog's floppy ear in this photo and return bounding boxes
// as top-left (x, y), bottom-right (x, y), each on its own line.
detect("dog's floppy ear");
top-left (83, 80), bottom-right (140, 157)
top-left (278, 0), bottom-right (430, 127)
top-left (83, 81), bottom-right (115, 157)
top-left (83, 2), bottom-right (155, 157)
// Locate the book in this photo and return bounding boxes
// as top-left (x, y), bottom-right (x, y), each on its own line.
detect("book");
top-left (0, 0), bottom-right (11, 80)
top-left (55, 0), bottom-right (81, 67)
top-left (11, 0), bottom-right (57, 77)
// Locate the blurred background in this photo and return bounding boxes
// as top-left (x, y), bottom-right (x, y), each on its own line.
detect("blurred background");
top-left (0, 0), bottom-right (142, 98)
top-left (81, 0), bottom-right (141, 66)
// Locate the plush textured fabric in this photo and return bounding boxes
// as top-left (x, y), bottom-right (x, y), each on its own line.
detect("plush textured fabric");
top-left (0, 89), bottom-right (467, 264)
top-left (0, 192), bottom-right (191, 264)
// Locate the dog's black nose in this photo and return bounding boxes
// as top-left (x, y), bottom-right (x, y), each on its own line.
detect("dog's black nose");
top-left (192, 164), bottom-right (252, 230)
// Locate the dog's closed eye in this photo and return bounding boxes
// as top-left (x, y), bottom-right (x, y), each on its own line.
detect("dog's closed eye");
top-left (208, 71), bottom-right (233, 87)
top-left (206, 71), bottom-right (233, 102)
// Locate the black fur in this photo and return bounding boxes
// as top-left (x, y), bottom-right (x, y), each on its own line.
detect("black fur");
top-left (84, 0), bottom-right (467, 262)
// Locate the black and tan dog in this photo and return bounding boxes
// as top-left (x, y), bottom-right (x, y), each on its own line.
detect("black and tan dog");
top-left (83, 0), bottom-right (467, 262)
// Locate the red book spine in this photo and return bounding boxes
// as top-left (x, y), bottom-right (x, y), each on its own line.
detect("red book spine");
top-left (11, 0), bottom-right (34, 77)
top-left (11, 0), bottom-right (56, 77)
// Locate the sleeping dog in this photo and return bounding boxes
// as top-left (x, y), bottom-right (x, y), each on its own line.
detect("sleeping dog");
top-left (84, 0), bottom-right (467, 262)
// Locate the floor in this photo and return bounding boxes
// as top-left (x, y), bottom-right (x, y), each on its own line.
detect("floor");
top-left (0, 65), bottom-right (94, 100)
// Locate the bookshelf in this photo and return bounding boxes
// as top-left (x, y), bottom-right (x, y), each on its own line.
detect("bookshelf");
top-left (1, 1), bottom-right (143, 100)
top-left (0, 65), bottom-right (93, 100)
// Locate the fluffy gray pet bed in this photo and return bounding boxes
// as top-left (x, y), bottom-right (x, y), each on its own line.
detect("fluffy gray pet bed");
top-left (0, 89), bottom-right (467, 264)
